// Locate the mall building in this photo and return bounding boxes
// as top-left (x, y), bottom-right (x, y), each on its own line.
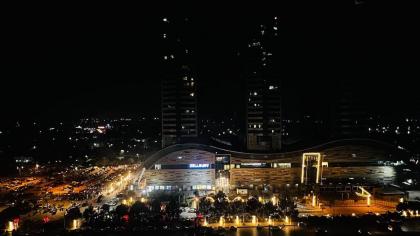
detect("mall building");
top-left (141, 139), bottom-right (407, 195)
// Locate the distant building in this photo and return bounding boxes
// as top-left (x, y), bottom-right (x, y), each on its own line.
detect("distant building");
top-left (242, 16), bottom-right (282, 151)
top-left (246, 77), bottom-right (282, 151)
top-left (161, 17), bottom-right (198, 148)
top-left (332, 80), bottom-right (368, 138)
top-left (161, 70), bottom-right (197, 147)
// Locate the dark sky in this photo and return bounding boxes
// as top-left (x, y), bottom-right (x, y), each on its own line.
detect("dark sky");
top-left (2, 2), bottom-right (419, 124)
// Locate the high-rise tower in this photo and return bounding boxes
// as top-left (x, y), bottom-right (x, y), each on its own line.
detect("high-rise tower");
top-left (161, 17), bottom-right (198, 148)
top-left (243, 16), bottom-right (282, 151)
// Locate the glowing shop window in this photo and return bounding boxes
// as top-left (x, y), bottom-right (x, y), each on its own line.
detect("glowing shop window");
top-left (277, 163), bottom-right (291, 168)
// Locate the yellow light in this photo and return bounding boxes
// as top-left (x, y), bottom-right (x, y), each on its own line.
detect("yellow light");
top-left (122, 199), bottom-right (127, 205)
top-left (235, 215), bottom-right (240, 225)
top-left (312, 195), bottom-right (317, 207)
top-left (416, 210), bottom-right (419, 217)
top-left (7, 221), bottom-right (14, 232)
top-left (402, 211), bottom-right (407, 217)
top-left (352, 213), bottom-right (356, 217)
top-left (140, 197), bottom-right (146, 203)
top-left (301, 155), bottom-right (305, 184)
top-left (252, 215), bottom-right (257, 225)
top-left (203, 217), bottom-right (208, 226)
top-left (129, 197), bottom-right (133, 203)
top-left (268, 216), bottom-right (272, 225)
top-left (258, 197), bottom-right (263, 203)
top-left (271, 196), bottom-right (277, 205)
top-left (219, 216), bottom-right (224, 226)
top-left (285, 216), bottom-right (289, 224)
top-left (72, 219), bottom-right (79, 230)
top-left (367, 196), bottom-right (371, 206)
top-left (316, 153), bottom-right (321, 184)
top-left (301, 153), bottom-right (322, 184)
top-left (400, 197), bottom-right (404, 203)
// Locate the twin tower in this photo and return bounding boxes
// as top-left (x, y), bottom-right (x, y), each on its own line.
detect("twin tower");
top-left (161, 76), bottom-right (282, 152)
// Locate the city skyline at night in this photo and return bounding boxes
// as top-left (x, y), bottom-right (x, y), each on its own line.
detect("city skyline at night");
top-left (1, 2), bottom-right (420, 235)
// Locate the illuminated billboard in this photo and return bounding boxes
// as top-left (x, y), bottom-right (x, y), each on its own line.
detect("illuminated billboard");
top-left (189, 163), bottom-right (210, 169)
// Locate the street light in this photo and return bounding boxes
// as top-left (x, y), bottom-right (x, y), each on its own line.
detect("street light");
top-left (252, 215), bottom-right (257, 225)
top-left (72, 219), bottom-right (80, 230)
top-left (219, 216), bottom-right (224, 226)
top-left (312, 195), bottom-right (317, 207)
top-left (271, 196), bottom-right (277, 206)
top-left (7, 221), bottom-right (14, 232)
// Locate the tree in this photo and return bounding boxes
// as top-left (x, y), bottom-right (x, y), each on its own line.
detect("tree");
top-left (115, 204), bottom-right (129, 218)
top-left (83, 206), bottom-right (95, 223)
top-left (246, 197), bottom-right (262, 215)
top-left (199, 198), bottom-right (213, 215)
top-left (215, 191), bottom-right (226, 202)
top-left (66, 207), bottom-right (82, 221)
top-left (262, 202), bottom-right (276, 217)
top-left (396, 203), bottom-right (407, 212)
top-left (231, 200), bottom-right (245, 215)
top-left (151, 199), bottom-right (162, 214)
top-left (166, 197), bottom-right (181, 219)
top-left (97, 195), bottom-right (103, 203)
top-left (214, 191), bottom-right (228, 216)
top-left (101, 204), bottom-right (110, 213)
top-left (279, 195), bottom-right (298, 218)
top-left (0, 206), bottom-right (20, 223)
top-left (130, 201), bottom-right (149, 217)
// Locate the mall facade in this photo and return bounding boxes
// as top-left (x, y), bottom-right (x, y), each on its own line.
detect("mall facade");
top-left (142, 139), bottom-right (406, 195)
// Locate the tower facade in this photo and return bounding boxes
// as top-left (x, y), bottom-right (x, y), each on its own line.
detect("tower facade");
top-left (161, 17), bottom-right (198, 147)
top-left (247, 77), bottom-right (282, 151)
top-left (243, 16), bottom-right (282, 151)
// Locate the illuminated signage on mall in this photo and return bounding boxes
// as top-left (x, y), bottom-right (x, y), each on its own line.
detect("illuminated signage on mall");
top-left (189, 164), bottom-right (210, 168)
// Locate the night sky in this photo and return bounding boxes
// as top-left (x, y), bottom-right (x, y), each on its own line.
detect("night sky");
top-left (2, 2), bottom-right (419, 124)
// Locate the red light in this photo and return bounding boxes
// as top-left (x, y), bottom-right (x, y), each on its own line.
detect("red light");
top-left (43, 216), bottom-right (50, 223)
top-left (122, 214), bottom-right (129, 222)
